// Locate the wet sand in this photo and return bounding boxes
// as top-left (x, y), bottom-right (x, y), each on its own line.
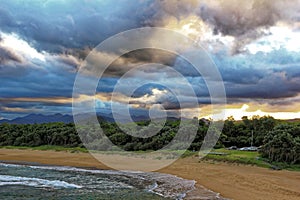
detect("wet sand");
top-left (0, 149), bottom-right (299, 200)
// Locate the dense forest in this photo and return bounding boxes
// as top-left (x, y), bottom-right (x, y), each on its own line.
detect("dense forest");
top-left (0, 116), bottom-right (299, 164)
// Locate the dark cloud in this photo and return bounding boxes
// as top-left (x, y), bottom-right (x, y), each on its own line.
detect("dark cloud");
top-left (0, 64), bottom-right (28, 78)
top-left (148, 0), bottom-right (300, 54)
top-left (0, 1), bottom-right (155, 53)
top-left (103, 49), bottom-right (177, 77)
top-left (272, 65), bottom-right (300, 80)
top-left (199, 1), bottom-right (277, 36)
top-left (99, 47), bottom-right (300, 109)
top-left (1, 0), bottom-right (300, 118)
top-left (1, 0), bottom-right (299, 54)
top-left (224, 68), bottom-right (300, 100)
top-left (199, 0), bottom-right (300, 53)
top-left (55, 54), bottom-right (81, 71)
top-left (0, 61), bottom-right (75, 98)
top-left (0, 7), bottom-right (14, 27)
top-left (212, 49), bottom-right (300, 100)
top-left (0, 46), bottom-right (23, 64)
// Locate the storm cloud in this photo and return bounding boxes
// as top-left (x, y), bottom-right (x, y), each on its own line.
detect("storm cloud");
top-left (0, 1), bottom-right (155, 53)
top-left (1, 0), bottom-right (300, 119)
top-left (152, 0), bottom-right (300, 53)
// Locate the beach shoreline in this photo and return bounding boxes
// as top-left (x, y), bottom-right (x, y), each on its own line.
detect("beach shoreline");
top-left (0, 149), bottom-right (299, 200)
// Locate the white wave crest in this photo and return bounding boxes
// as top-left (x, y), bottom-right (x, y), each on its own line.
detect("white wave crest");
top-left (0, 175), bottom-right (82, 189)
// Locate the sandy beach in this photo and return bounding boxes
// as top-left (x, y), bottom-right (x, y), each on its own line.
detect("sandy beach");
top-left (0, 149), bottom-right (299, 200)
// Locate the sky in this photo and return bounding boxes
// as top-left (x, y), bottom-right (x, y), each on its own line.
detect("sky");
top-left (1, 0), bottom-right (300, 120)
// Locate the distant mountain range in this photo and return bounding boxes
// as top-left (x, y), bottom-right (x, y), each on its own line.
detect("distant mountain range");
top-left (0, 113), bottom-right (74, 124)
top-left (0, 112), bottom-right (179, 124)
top-left (2, 113), bottom-right (297, 125)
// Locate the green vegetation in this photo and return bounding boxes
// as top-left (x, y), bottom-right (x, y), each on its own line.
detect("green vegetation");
top-left (260, 124), bottom-right (300, 164)
top-left (0, 145), bottom-right (88, 153)
top-left (0, 115), bottom-right (299, 170)
top-left (0, 122), bottom-right (82, 147)
top-left (203, 149), bottom-right (269, 168)
top-left (221, 115), bottom-right (300, 166)
top-left (202, 148), bottom-right (300, 171)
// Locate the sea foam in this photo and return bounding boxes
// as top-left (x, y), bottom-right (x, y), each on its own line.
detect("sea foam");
top-left (0, 175), bottom-right (82, 189)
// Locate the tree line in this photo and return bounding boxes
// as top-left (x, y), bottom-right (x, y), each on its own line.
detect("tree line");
top-left (0, 116), bottom-right (299, 164)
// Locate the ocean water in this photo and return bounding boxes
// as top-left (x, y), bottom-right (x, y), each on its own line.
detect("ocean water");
top-left (0, 162), bottom-right (196, 200)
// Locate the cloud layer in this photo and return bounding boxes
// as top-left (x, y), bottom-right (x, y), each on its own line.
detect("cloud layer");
top-left (1, 0), bottom-right (300, 119)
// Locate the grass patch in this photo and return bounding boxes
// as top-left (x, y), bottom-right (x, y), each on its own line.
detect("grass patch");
top-left (181, 150), bottom-right (198, 158)
top-left (201, 148), bottom-right (300, 171)
top-left (0, 145), bottom-right (88, 153)
top-left (267, 161), bottom-right (300, 171)
top-left (201, 149), bottom-right (269, 168)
